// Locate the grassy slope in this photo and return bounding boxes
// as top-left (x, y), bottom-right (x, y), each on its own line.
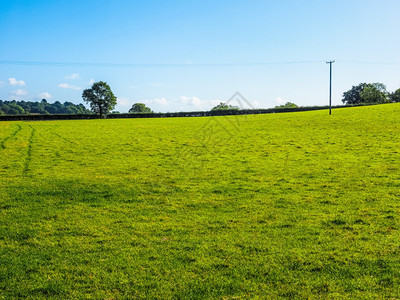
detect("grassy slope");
top-left (1, 104), bottom-right (400, 298)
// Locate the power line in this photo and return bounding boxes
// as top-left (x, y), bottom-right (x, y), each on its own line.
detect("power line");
top-left (0, 59), bottom-right (399, 68)
top-left (338, 60), bottom-right (400, 65)
top-left (0, 60), bottom-right (324, 68)
top-left (1, 59), bottom-right (399, 69)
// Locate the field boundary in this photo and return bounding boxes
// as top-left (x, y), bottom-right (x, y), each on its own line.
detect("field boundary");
top-left (0, 103), bottom-right (385, 121)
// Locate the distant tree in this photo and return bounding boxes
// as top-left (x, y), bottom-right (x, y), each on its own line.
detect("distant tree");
top-left (66, 105), bottom-right (80, 114)
top-left (342, 83), bottom-right (387, 105)
top-left (389, 88), bottom-right (400, 103)
top-left (129, 103), bottom-right (153, 114)
top-left (211, 102), bottom-right (239, 111)
top-left (275, 102), bottom-right (298, 109)
top-left (342, 83), bottom-right (367, 105)
top-left (82, 81), bottom-right (117, 118)
top-left (360, 83), bottom-right (388, 103)
top-left (53, 101), bottom-right (64, 113)
top-left (0, 99), bottom-right (91, 115)
top-left (77, 104), bottom-right (91, 114)
top-left (63, 101), bottom-right (75, 107)
top-left (2, 103), bottom-right (25, 115)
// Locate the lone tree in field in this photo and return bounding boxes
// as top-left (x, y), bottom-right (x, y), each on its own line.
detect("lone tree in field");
top-left (82, 81), bottom-right (117, 118)
top-left (275, 102), bottom-right (298, 109)
top-left (211, 102), bottom-right (239, 111)
top-left (342, 83), bottom-right (367, 105)
top-left (342, 83), bottom-right (388, 105)
top-left (129, 103), bottom-right (153, 114)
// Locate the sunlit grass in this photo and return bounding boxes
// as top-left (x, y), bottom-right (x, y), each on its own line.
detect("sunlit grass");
top-left (1, 103), bottom-right (400, 298)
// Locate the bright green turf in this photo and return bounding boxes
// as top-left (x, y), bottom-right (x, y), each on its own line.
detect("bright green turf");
top-left (1, 104), bottom-right (400, 298)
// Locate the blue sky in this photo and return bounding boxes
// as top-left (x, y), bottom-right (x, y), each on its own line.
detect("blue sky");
top-left (1, 0), bottom-right (399, 112)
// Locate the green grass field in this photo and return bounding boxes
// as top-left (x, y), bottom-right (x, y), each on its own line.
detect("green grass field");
top-left (1, 104), bottom-right (400, 298)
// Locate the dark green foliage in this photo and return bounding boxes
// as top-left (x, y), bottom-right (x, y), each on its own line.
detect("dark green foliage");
top-left (0, 100), bottom-right (91, 115)
top-left (342, 83), bottom-right (388, 104)
top-left (360, 83), bottom-right (388, 103)
top-left (389, 88), bottom-right (400, 103)
top-left (342, 83), bottom-right (368, 105)
top-left (275, 102), bottom-right (298, 109)
top-left (211, 102), bottom-right (240, 111)
top-left (82, 81), bottom-right (117, 118)
top-left (129, 103), bottom-right (153, 114)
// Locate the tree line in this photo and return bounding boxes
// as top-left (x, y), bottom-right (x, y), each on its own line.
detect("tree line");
top-left (0, 99), bottom-right (91, 115)
top-left (342, 83), bottom-right (400, 105)
top-left (1, 81), bottom-right (399, 117)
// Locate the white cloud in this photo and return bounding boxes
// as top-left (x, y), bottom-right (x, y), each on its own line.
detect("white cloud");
top-left (275, 97), bottom-right (286, 105)
top-left (140, 97), bottom-right (168, 107)
top-left (88, 78), bottom-right (95, 85)
top-left (154, 97), bottom-right (168, 106)
top-left (0, 81), bottom-right (3, 88)
top-left (179, 96), bottom-right (220, 110)
top-left (117, 97), bottom-right (132, 107)
top-left (180, 96), bottom-right (202, 107)
top-left (58, 83), bottom-right (81, 90)
top-left (11, 89), bottom-right (27, 96)
top-left (8, 77), bottom-right (26, 86)
top-left (38, 92), bottom-right (52, 99)
top-left (64, 73), bottom-right (80, 80)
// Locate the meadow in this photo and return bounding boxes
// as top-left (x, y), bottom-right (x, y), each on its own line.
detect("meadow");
top-left (1, 103), bottom-right (400, 298)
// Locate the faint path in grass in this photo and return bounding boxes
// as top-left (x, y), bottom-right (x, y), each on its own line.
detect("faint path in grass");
top-left (23, 125), bottom-right (35, 175)
top-left (0, 124), bottom-right (22, 149)
top-left (50, 131), bottom-right (77, 145)
top-left (149, 93), bottom-right (256, 201)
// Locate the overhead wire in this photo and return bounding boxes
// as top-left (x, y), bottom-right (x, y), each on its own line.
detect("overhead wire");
top-left (0, 60), bottom-right (326, 68)
top-left (0, 59), bottom-right (398, 68)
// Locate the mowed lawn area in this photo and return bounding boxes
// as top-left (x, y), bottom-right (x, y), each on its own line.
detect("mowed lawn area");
top-left (1, 104), bottom-right (400, 298)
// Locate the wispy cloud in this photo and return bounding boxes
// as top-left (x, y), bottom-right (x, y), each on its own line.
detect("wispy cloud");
top-left (58, 83), bottom-right (81, 90)
top-left (179, 96), bottom-right (202, 107)
top-left (88, 78), bottom-right (95, 85)
top-left (275, 97), bottom-right (286, 105)
top-left (141, 97), bottom-right (168, 107)
top-left (116, 97), bottom-right (168, 110)
top-left (154, 98), bottom-right (168, 106)
top-left (64, 73), bottom-right (80, 80)
top-left (0, 81), bottom-right (3, 88)
top-left (8, 77), bottom-right (26, 86)
top-left (117, 97), bottom-right (132, 107)
top-left (116, 97), bottom-right (168, 109)
top-left (11, 89), bottom-right (27, 96)
top-left (179, 96), bottom-right (220, 110)
top-left (38, 92), bottom-right (52, 99)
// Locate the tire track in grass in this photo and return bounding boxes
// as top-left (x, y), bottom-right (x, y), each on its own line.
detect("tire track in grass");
top-left (50, 131), bottom-right (76, 145)
top-left (0, 124), bottom-right (22, 149)
top-left (23, 125), bottom-right (35, 175)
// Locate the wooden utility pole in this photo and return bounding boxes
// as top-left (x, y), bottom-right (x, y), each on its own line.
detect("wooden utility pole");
top-left (326, 60), bottom-right (335, 115)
